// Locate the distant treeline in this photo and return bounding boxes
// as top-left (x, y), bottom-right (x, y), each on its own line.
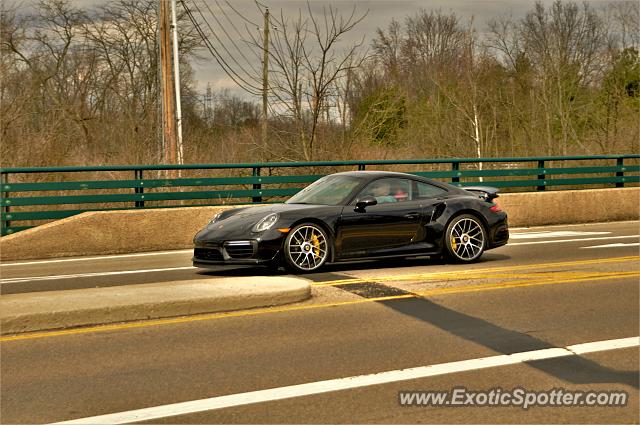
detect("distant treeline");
top-left (1, 0), bottom-right (638, 167)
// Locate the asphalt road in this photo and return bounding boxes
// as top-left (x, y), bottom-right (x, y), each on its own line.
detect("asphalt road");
top-left (1, 221), bottom-right (639, 424)
top-left (1, 220), bottom-right (639, 294)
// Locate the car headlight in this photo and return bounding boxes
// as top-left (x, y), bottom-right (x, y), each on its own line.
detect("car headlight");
top-left (208, 212), bottom-right (222, 225)
top-left (252, 213), bottom-right (279, 232)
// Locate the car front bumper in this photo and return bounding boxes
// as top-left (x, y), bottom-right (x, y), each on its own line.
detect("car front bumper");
top-left (192, 230), bottom-right (286, 268)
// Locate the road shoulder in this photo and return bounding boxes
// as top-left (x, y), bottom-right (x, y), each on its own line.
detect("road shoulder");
top-left (0, 276), bottom-right (311, 335)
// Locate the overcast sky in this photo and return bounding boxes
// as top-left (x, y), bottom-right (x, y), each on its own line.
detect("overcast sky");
top-left (185, 0), bottom-right (615, 97)
top-left (36, 0), bottom-right (618, 97)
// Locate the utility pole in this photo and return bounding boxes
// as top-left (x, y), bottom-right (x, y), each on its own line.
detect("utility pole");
top-left (261, 8), bottom-right (269, 153)
top-left (159, 0), bottom-right (176, 168)
top-left (170, 0), bottom-right (184, 165)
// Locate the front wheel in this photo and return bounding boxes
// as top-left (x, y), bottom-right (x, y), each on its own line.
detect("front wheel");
top-left (444, 214), bottom-right (486, 263)
top-left (283, 223), bottom-right (330, 273)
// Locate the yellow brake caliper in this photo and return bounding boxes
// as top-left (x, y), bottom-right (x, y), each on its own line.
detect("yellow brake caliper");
top-left (311, 233), bottom-right (321, 257)
top-left (451, 236), bottom-right (458, 251)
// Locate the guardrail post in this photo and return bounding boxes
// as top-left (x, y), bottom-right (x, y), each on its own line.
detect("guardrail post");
top-left (1, 172), bottom-right (9, 235)
top-left (537, 160), bottom-right (546, 191)
top-left (358, 164), bottom-right (366, 171)
top-left (134, 169), bottom-right (145, 208)
top-left (451, 162), bottom-right (460, 185)
top-left (252, 167), bottom-right (262, 203)
top-left (616, 158), bottom-right (624, 188)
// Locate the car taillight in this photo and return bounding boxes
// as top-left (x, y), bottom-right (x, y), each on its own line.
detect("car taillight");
top-left (489, 204), bottom-right (502, 213)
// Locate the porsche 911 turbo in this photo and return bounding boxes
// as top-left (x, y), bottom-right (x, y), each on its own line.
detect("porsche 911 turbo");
top-left (192, 171), bottom-right (509, 273)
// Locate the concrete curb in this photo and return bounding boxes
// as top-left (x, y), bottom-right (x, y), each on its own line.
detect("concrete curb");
top-left (0, 276), bottom-right (311, 335)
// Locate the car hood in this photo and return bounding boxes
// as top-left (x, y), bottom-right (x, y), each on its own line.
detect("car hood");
top-left (194, 203), bottom-right (325, 242)
top-left (218, 203), bottom-right (321, 221)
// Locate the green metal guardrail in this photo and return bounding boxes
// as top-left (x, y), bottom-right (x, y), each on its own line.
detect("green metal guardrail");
top-left (1, 155), bottom-right (639, 236)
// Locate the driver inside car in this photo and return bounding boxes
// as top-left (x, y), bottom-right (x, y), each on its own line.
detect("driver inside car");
top-left (369, 180), bottom-right (398, 204)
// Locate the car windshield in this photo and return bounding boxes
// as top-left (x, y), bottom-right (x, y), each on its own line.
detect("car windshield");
top-left (286, 175), bottom-right (362, 206)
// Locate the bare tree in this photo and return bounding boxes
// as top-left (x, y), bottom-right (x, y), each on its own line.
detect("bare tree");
top-left (524, 1), bottom-right (606, 154)
top-left (372, 19), bottom-right (402, 78)
top-left (401, 9), bottom-right (468, 79)
top-left (1, 0), bottom-right (202, 166)
top-left (265, 2), bottom-right (367, 161)
top-left (2, 0), bottom-right (90, 162)
top-left (605, 1), bottom-right (640, 51)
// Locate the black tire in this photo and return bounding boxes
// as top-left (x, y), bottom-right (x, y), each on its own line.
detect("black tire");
top-left (443, 214), bottom-right (486, 263)
top-left (283, 223), bottom-right (330, 273)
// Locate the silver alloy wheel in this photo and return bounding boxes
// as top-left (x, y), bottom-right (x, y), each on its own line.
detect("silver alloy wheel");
top-left (285, 224), bottom-right (329, 271)
top-left (449, 217), bottom-right (485, 261)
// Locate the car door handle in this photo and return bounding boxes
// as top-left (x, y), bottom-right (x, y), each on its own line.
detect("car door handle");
top-left (404, 212), bottom-right (420, 219)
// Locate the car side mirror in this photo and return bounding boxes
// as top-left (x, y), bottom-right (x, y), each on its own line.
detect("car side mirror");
top-left (355, 195), bottom-right (377, 212)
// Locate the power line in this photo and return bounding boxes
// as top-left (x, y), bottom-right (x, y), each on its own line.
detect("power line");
top-left (180, 0), bottom-right (261, 95)
top-left (186, 0), bottom-right (261, 91)
top-left (206, 0), bottom-right (262, 75)
top-left (224, 0), bottom-right (260, 27)
top-left (191, 0), bottom-right (261, 82)
top-left (215, 0), bottom-right (261, 48)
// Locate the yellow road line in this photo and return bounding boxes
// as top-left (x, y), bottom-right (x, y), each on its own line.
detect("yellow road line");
top-left (316, 271), bottom-right (639, 287)
top-left (0, 294), bottom-right (411, 343)
top-left (414, 271), bottom-right (640, 297)
top-left (313, 256), bottom-right (640, 287)
top-left (1, 269), bottom-right (637, 343)
top-left (398, 271), bottom-right (638, 284)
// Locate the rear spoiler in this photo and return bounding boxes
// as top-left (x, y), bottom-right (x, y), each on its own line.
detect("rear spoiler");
top-left (464, 186), bottom-right (499, 202)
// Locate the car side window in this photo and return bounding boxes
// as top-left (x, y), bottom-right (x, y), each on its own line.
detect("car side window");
top-left (415, 182), bottom-right (447, 199)
top-left (359, 178), bottom-right (413, 204)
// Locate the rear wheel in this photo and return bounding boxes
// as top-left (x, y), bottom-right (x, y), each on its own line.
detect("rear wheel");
top-left (284, 223), bottom-right (330, 273)
top-left (444, 214), bottom-right (486, 262)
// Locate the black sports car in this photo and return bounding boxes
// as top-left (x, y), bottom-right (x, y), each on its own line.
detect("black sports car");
top-left (193, 171), bottom-right (509, 272)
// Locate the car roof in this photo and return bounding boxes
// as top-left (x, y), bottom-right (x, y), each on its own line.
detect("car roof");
top-left (330, 170), bottom-right (461, 193)
top-left (330, 170), bottom-right (423, 179)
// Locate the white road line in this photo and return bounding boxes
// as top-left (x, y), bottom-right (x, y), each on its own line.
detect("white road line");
top-left (509, 220), bottom-right (639, 231)
top-left (0, 250), bottom-right (193, 267)
top-left (509, 231), bottom-right (610, 239)
top-left (567, 337), bottom-right (640, 354)
top-left (509, 235), bottom-right (639, 246)
top-left (0, 267), bottom-right (197, 285)
top-left (53, 336), bottom-right (639, 425)
top-left (582, 243), bottom-right (640, 249)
